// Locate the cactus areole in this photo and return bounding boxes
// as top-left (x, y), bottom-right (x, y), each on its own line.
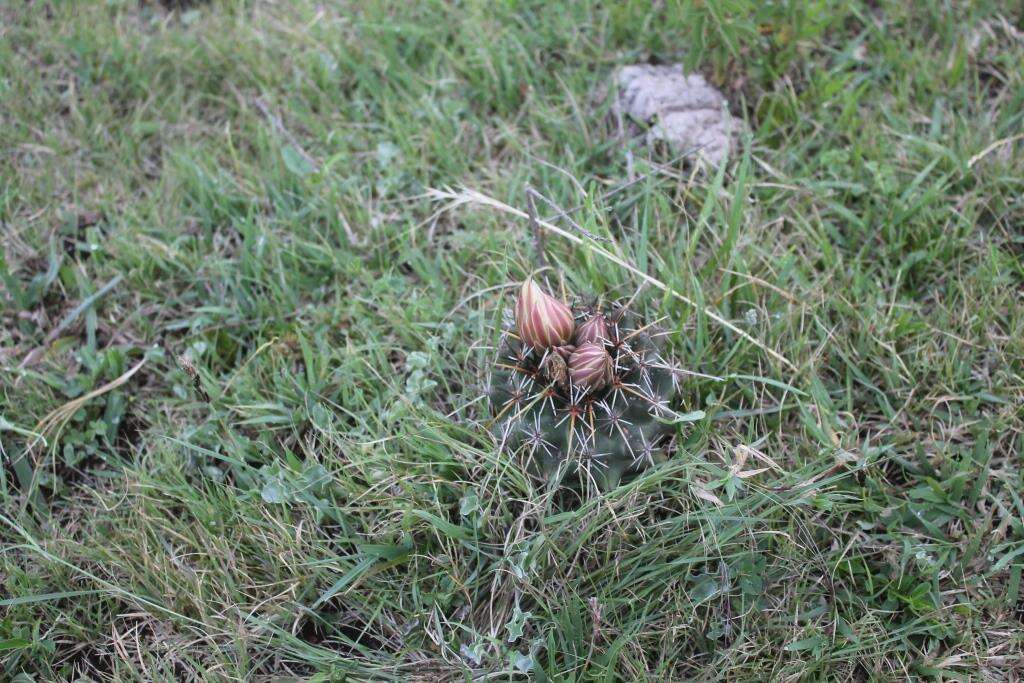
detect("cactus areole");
top-left (489, 278), bottom-right (677, 487)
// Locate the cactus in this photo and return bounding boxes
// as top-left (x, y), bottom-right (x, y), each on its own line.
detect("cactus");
top-left (488, 279), bottom-right (677, 487)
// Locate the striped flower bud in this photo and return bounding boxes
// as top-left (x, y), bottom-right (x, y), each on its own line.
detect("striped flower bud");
top-left (568, 342), bottom-right (613, 392)
top-left (515, 278), bottom-right (574, 350)
top-left (575, 312), bottom-right (609, 346)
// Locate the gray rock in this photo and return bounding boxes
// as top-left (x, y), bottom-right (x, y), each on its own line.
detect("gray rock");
top-left (614, 64), bottom-right (737, 167)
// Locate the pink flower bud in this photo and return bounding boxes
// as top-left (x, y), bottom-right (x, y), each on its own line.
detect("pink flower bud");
top-left (515, 278), bottom-right (574, 350)
top-left (574, 313), bottom-right (609, 346)
top-left (568, 342), bottom-right (613, 392)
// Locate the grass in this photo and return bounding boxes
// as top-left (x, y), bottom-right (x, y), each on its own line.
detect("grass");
top-left (1, 0), bottom-right (1022, 679)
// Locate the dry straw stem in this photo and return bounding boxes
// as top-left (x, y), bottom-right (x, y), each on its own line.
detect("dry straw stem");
top-left (966, 132), bottom-right (1024, 169)
top-left (27, 356), bottom-right (149, 455)
top-left (428, 186), bottom-right (796, 371)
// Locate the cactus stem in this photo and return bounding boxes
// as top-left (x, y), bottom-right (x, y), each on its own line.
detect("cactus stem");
top-left (488, 399), bottom-right (516, 426)
top-left (523, 415), bottom-right (556, 457)
top-left (630, 432), bottom-right (658, 468)
top-left (555, 402), bottom-right (584, 428)
top-left (580, 440), bottom-right (611, 469)
top-left (618, 317), bottom-right (668, 344)
top-left (616, 382), bottom-right (659, 407)
top-left (596, 399), bottom-right (634, 441)
top-left (495, 362), bottom-right (533, 375)
top-left (490, 304), bottom-right (675, 485)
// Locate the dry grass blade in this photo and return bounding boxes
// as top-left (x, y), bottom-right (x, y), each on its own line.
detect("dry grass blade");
top-left (967, 133), bottom-right (1024, 168)
top-left (29, 356), bottom-right (149, 455)
top-left (427, 186), bottom-right (797, 371)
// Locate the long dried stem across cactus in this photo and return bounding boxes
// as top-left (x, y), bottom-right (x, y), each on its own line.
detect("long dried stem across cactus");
top-left (489, 278), bottom-right (677, 487)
